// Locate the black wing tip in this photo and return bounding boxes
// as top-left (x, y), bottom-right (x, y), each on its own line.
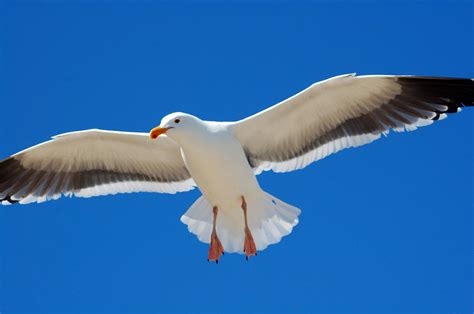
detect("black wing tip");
top-left (0, 156), bottom-right (15, 165)
top-left (397, 76), bottom-right (474, 82)
top-left (1, 195), bottom-right (19, 204)
top-left (0, 157), bottom-right (23, 205)
top-left (397, 76), bottom-right (474, 117)
top-left (397, 76), bottom-right (473, 95)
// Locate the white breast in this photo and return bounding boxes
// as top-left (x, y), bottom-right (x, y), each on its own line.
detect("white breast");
top-left (176, 120), bottom-right (301, 254)
top-left (179, 123), bottom-right (261, 208)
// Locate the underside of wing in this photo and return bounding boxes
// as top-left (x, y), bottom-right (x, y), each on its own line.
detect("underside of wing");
top-left (0, 129), bottom-right (195, 205)
top-left (232, 74), bottom-right (473, 174)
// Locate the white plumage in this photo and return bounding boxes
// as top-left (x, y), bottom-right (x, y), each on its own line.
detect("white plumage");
top-left (1, 73), bottom-right (472, 261)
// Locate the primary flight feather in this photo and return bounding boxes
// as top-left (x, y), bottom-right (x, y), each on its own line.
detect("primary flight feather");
top-left (1, 73), bottom-right (472, 262)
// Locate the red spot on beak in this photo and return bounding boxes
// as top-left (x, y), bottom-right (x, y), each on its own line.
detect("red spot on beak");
top-left (149, 126), bottom-right (172, 139)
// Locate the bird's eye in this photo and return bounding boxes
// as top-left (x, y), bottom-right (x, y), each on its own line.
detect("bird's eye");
top-left (174, 119), bottom-right (180, 124)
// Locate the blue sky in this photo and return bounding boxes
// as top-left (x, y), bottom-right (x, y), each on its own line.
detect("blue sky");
top-left (0, 1), bottom-right (472, 313)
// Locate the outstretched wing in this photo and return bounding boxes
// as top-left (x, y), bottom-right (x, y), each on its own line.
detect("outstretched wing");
top-left (0, 129), bottom-right (194, 205)
top-left (232, 74), bottom-right (473, 174)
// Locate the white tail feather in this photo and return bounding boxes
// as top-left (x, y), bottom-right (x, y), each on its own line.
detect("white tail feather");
top-left (180, 192), bottom-right (301, 253)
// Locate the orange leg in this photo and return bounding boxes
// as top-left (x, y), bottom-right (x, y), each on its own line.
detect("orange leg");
top-left (241, 196), bottom-right (257, 260)
top-left (208, 206), bottom-right (224, 264)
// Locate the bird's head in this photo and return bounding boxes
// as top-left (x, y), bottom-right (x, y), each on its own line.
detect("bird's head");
top-left (149, 112), bottom-right (201, 141)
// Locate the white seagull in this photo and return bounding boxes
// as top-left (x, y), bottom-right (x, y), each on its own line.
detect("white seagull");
top-left (1, 74), bottom-right (472, 262)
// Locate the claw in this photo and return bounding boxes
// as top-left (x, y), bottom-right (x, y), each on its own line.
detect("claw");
top-left (243, 227), bottom-right (257, 260)
top-left (208, 206), bottom-right (225, 263)
top-left (208, 231), bottom-right (224, 263)
top-left (241, 196), bottom-right (258, 261)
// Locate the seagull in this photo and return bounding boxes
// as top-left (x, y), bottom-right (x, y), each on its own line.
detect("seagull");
top-left (1, 73), bottom-right (472, 262)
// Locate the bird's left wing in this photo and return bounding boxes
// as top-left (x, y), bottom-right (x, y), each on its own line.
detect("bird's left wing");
top-left (231, 74), bottom-right (473, 174)
top-left (0, 129), bottom-right (195, 205)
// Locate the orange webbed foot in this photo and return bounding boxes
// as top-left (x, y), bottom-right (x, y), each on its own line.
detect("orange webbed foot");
top-left (244, 227), bottom-right (257, 260)
top-left (208, 231), bottom-right (224, 264)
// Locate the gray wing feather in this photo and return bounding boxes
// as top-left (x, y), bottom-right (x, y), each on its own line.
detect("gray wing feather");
top-left (233, 74), bottom-right (473, 174)
top-left (0, 129), bottom-right (194, 205)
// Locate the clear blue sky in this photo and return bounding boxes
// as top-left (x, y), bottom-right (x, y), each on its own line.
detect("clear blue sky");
top-left (0, 1), bottom-right (472, 313)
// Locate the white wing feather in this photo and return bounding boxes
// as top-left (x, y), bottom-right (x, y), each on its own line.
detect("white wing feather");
top-left (232, 74), bottom-right (473, 174)
top-left (0, 129), bottom-right (195, 205)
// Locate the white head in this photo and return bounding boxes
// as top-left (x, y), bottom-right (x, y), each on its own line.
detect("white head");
top-left (149, 112), bottom-right (203, 142)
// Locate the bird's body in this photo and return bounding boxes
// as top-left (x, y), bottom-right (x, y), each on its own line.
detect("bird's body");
top-left (1, 73), bottom-right (472, 262)
top-left (166, 116), bottom-right (299, 253)
top-left (178, 120), bottom-right (257, 208)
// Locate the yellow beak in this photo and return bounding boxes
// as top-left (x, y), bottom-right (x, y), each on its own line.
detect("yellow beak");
top-left (149, 126), bottom-right (172, 139)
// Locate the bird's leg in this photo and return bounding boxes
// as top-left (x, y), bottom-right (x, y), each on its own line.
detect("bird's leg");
top-left (208, 206), bottom-right (224, 264)
top-left (241, 196), bottom-right (257, 260)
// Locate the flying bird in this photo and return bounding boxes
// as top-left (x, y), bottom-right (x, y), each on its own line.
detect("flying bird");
top-left (1, 73), bottom-right (472, 263)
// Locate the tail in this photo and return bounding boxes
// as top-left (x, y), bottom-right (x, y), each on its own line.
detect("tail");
top-left (180, 191), bottom-right (301, 253)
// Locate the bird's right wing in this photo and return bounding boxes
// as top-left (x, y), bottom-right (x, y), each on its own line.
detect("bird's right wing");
top-left (0, 129), bottom-right (195, 205)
